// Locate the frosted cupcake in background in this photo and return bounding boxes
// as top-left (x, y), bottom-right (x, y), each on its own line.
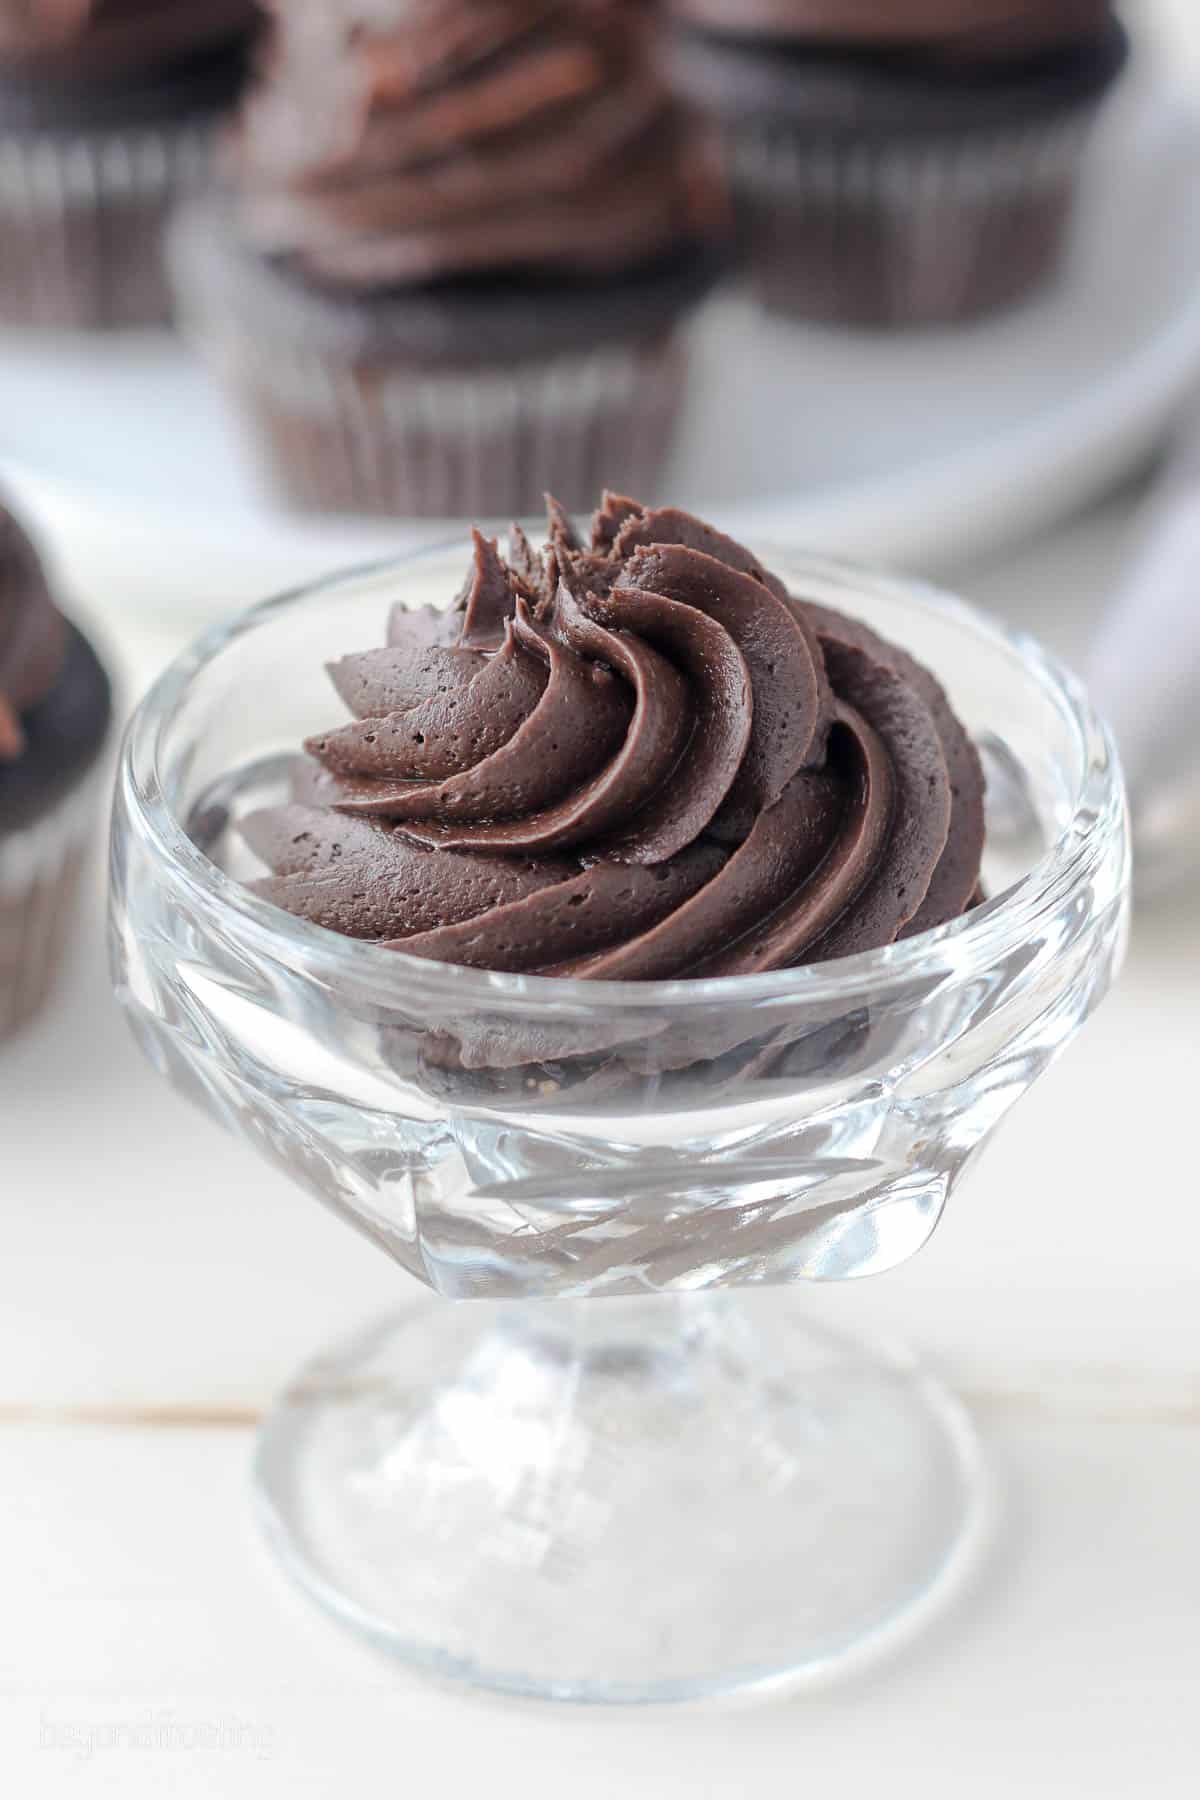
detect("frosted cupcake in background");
top-left (668, 0), bottom-right (1129, 327)
top-left (0, 0), bottom-right (258, 329)
top-left (0, 495), bottom-right (111, 1043)
top-left (169, 0), bottom-right (727, 519)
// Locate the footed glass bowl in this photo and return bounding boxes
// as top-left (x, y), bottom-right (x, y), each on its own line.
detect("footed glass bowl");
top-left (109, 549), bottom-right (1129, 1703)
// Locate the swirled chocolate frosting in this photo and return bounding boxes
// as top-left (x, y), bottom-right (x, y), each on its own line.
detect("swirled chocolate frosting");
top-left (0, 504), bottom-right (66, 764)
top-left (232, 1), bottom-right (723, 287)
top-left (668, 1), bottom-right (1114, 58)
top-left (0, 2), bottom-right (256, 79)
top-left (244, 496), bottom-right (985, 978)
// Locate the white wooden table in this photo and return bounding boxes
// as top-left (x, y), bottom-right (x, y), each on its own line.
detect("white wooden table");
top-left (1, 471), bottom-right (1198, 1795)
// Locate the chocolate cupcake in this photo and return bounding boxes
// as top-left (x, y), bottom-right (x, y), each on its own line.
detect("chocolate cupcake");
top-left (668, 0), bottom-right (1129, 326)
top-left (169, 1), bottom-right (727, 519)
top-left (242, 492), bottom-right (985, 981)
top-left (0, 2), bottom-right (258, 329)
top-left (0, 497), bottom-right (111, 1043)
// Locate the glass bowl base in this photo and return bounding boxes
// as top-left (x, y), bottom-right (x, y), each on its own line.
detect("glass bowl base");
top-left (253, 1292), bottom-right (992, 1704)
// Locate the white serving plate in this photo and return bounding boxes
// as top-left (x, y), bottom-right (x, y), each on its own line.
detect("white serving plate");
top-left (2, 65), bottom-right (1198, 634)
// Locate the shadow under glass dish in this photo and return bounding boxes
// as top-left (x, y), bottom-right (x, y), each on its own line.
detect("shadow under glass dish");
top-left (109, 548), bottom-right (1129, 1702)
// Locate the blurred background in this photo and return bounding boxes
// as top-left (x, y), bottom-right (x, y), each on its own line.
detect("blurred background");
top-left (2, 0), bottom-right (1198, 885)
top-left (1, 2), bottom-right (1198, 1794)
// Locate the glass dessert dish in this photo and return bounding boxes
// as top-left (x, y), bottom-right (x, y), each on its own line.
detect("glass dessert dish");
top-left (109, 544), bottom-right (1129, 1703)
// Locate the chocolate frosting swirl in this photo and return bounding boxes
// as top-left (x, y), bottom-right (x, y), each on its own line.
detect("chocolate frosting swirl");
top-left (245, 496), bottom-right (985, 978)
top-left (232, 0), bottom-right (723, 288)
top-left (0, 503), bottom-right (66, 765)
top-left (0, 1), bottom-right (256, 79)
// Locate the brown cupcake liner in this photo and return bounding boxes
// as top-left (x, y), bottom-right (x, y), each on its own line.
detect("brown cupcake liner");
top-left (0, 775), bottom-right (97, 1045)
top-left (0, 118), bottom-right (215, 328)
top-left (187, 313), bottom-right (690, 519)
top-left (730, 109), bottom-right (1102, 326)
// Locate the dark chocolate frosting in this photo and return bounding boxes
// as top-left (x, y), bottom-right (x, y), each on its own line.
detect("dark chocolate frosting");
top-left (668, 1), bottom-right (1114, 57)
top-left (244, 497), bottom-right (984, 978)
top-left (0, 499), bottom-right (111, 833)
top-left (0, 504), bottom-right (66, 764)
top-left (669, 7), bottom-right (1127, 137)
top-left (0, 1), bottom-right (256, 81)
top-left (232, 0), bottom-right (724, 288)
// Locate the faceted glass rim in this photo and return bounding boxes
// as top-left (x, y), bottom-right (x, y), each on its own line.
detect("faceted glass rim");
top-left (117, 543), bottom-right (1129, 1016)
